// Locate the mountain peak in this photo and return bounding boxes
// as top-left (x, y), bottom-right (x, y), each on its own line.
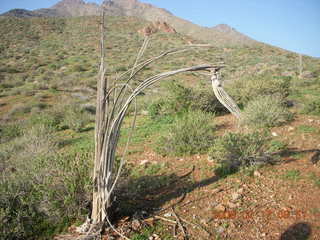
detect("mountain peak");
top-left (59, 0), bottom-right (85, 4)
top-left (1, 0), bottom-right (257, 47)
top-left (212, 24), bottom-right (235, 33)
top-left (51, 0), bottom-right (99, 16)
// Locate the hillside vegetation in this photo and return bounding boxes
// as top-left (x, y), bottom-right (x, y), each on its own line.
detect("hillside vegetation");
top-left (0, 15), bottom-right (320, 240)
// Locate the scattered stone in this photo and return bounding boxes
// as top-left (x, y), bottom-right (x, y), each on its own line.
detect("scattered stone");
top-left (214, 204), bottom-right (226, 212)
top-left (140, 110), bottom-right (149, 116)
top-left (131, 219), bottom-right (141, 231)
top-left (272, 132), bottom-right (278, 137)
top-left (237, 188), bottom-right (244, 194)
top-left (216, 226), bottom-right (225, 234)
top-left (308, 119), bottom-right (314, 123)
top-left (148, 234), bottom-right (161, 240)
top-left (231, 192), bottom-right (241, 201)
top-left (254, 170), bottom-right (262, 177)
top-left (140, 160), bottom-right (149, 165)
top-left (227, 201), bottom-right (238, 209)
top-left (138, 21), bottom-right (176, 36)
top-left (163, 212), bottom-right (172, 217)
top-left (207, 155), bottom-right (214, 162)
top-left (288, 126), bottom-right (295, 132)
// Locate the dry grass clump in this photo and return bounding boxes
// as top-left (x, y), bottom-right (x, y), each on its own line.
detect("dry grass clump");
top-left (208, 131), bottom-right (286, 176)
top-left (155, 110), bottom-right (216, 156)
top-left (240, 95), bottom-right (293, 128)
top-left (226, 74), bottom-right (291, 106)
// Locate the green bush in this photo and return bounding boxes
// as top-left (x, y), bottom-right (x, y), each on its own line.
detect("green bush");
top-left (241, 95), bottom-right (293, 128)
top-left (208, 131), bottom-right (284, 174)
top-left (0, 122), bottom-right (23, 143)
top-left (28, 111), bottom-right (63, 130)
top-left (155, 111), bottom-right (215, 156)
top-left (38, 152), bottom-right (93, 222)
top-left (164, 81), bottom-right (193, 114)
top-left (0, 133), bottom-right (93, 239)
top-left (6, 103), bottom-right (32, 118)
top-left (63, 103), bottom-right (92, 132)
top-left (0, 177), bottom-right (50, 240)
top-left (148, 82), bottom-right (226, 119)
top-left (190, 90), bottom-right (227, 114)
top-left (226, 74), bottom-right (291, 106)
top-left (302, 98), bottom-right (320, 116)
top-left (148, 99), bottom-right (167, 119)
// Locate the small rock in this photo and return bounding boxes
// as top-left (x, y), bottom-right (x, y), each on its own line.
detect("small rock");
top-left (231, 192), bottom-right (241, 201)
top-left (163, 212), bottom-right (172, 217)
top-left (272, 132), bottom-right (278, 137)
top-left (131, 219), bottom-right (141, 231)
top-left (308, 119), bottom-right (314, 123)
top-left (216, 226), bottom-right (225, 234)
top-left (214, 204), bottom-right (226, 212)
top-left (207, 155), bottom-right (214, 162)
top-left (237, 188), bottom-right (244, 194)
top-left (140, 110), bottom-right (149, 116)
top-left (288, 126), bottom-right (295, 132)
top-left (227, 202), bottom-right (238, 209)
top-left (149, 234), bottom-right (160, 240)
top-left (140, 160), bottom-right (149, 165)
top-left (254, 170), bottom-right (262, 177)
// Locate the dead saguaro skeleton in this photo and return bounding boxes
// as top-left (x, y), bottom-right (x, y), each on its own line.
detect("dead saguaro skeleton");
top-left (79, 9), bottom-right (240, 239)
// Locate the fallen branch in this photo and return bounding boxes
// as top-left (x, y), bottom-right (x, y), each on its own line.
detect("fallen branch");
top-left (171, 207), bottom-right (189, 240)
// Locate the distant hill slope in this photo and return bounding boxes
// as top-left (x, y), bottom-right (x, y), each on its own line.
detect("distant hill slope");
top-left (1, 0), bottom-right (256, 47)
top-left (0, 15), bottom-right (319, 94)
top-left (1, 8), bottom-right (59, 18)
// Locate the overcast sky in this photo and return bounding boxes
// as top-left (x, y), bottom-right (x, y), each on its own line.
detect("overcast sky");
top-left (0, 0), bottom-right (319, 57)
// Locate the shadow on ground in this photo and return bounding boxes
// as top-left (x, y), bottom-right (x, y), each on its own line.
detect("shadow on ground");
top-left (280, 148), bottom-right (320, 164)
top-left (114, 166), bottom-right (220, 219)
top-left (280, 222), bottom-right (312, 240)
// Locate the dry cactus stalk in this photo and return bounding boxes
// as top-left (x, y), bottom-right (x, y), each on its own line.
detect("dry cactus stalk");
top-left (81, 8), bottom-right (240, 240)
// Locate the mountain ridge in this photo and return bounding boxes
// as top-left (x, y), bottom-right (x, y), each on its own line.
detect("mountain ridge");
top-left (1, 0), bottom-right (257, 47)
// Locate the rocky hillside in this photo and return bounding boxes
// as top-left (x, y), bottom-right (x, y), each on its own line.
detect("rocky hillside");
top-left (1, 0), bottom-right (256, 47)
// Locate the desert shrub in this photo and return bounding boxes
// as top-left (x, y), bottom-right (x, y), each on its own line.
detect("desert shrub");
top-left (0, 132), bottom-right (93, 239)
top-left (190, 90), bottom-right (227, 114)
top-left (148, 82), bottom-right (226, 119)
top-left (6, 103), bottom-right (32, 118)
top-left (208, 131), bottom-right (284, 174)
top-left (155, 111), bottom-right (215, 156)
top-left (148, 99), bottom-right (167, 119)
top-left (35, 152), bottom-right (93, 223)
top-left (226, 74), bottom-right (291, 106)
top-left (62, 103), bottom-right (92, 132)
top-left (72, 64), bottom-right (87, 72)
top-left (164, 81), bottom-right (193, 113)
top-left (28, 111), bottom-right (63, 131)
top-left (0, 121), bottom-right (23, 143)
top-left (0, 177), bottom-right (50, 240)
top-left (81, 103), bottom-right (96, 115)
top-left (302, 98), bottom-right (320, 116)
top-left (19, 124), bottom-right (58, 162)
top-left (241, 95), bottom-right (293, 128)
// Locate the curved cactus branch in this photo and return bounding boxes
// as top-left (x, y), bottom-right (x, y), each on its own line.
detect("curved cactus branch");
top-left (211, 70), bottom-right (241, 119)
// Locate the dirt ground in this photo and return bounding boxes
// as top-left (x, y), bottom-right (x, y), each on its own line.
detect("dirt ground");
top-left (57, 114), bottom-right (320, 240)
